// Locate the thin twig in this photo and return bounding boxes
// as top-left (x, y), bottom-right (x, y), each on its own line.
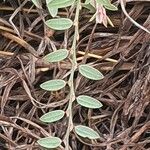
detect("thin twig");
top-left (78, 51), bottom-right (118, 63)
top-left (9, 0), bottom-right (29, 37)
top-left (0, 32), bottom-right (39, 57)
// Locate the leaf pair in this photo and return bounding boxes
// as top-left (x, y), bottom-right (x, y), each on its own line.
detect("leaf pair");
top-left (40, 49), bottom-right (68, 91)
top-left (37, 125), bottom-right (100, 149)
top-left (38, 110), bottom-right (65, 149)
top-left (41, 55), bottom-right (104, 108)
top-left (43, 49), bottom-right (104, 81)
top-left (32, 0), bottom-right (74, 30)
top-left (40, 64), bottom-right (104, 92)
top-left (45, 0), bottom-right (74, 30)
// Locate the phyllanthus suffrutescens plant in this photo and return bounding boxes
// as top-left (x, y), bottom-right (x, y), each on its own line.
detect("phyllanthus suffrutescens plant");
top-left (31, 0), bottom-right (118, 149)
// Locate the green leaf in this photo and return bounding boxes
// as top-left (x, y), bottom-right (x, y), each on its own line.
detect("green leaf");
top-left (37, 137), bottom-right (62, 149)
top-left (45, 18), bottom-right (73, 30)
top-left (75, 125), bottom-right (100, 139)
top-left (83, 4), bottom-right (96, 13)
top-left (31, 0), bottom-right (42, 8)
top-left (84, 0), bottom-right (90, 4)
top-left (46, 0), bottom-right (53, 4)
top-left (76, 95), bottom-right (103, 109)
top-left (47, 0), bottom-right (75, 9)
top-left (104, 4), bottom-right (118, 11)
top-left (43, 49), bottom-right (69, 63)
top-left (96, 0), bottom-right (118, 11)
top-left (40, 79), bottom-right (66, 91)
top-left (96, 0), bottom-right (111, 6)
top-left (48, 7), bottom-right (58, 17)
top-left (40, 110), bottom-right (65, 123)
top-left (79, 64), bottom-right (104, 80)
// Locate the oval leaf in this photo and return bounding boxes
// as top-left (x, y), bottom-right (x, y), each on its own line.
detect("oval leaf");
top-left (104, 4), bottom-right (118, 11)
top-left (47, 0), bottom-right (75, 9)
top-left (40, 110), bottom-right (65, 123)
top-left (31, 0), bottom-right (42, 8)
top-left (46, 0), bottom-right (53, 4)
top-left (79, 64), bottom-right (104, 80)
top-left (48, 7), bottom-right (58, 17)
top-left (40, 79), bottom-right (66, 91)
top-left (37, 137), bottom-right (61, 149)
top-left (97, 0), bottom-right (111, 6)
top-left (77, 95), bottom-right (103, 109)
top-left (97, 0), bottom-right (118, 11)
top-left (45, 18), bottom-right (73, 30)
top-left (75, 125), bottom-right (100, 139)
top-left (43, 49), bottom-right (68, 63)
top-left (85, 0), bottom-right (90, 4)
top-left (83, 4), bottom-right (96, 13)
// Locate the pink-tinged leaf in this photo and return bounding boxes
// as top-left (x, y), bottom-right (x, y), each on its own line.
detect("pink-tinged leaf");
top-left (96, 4), bottom-right (108, 27)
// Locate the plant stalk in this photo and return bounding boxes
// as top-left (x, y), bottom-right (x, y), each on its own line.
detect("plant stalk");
top-left (63, 0), bottom-right (81, 149)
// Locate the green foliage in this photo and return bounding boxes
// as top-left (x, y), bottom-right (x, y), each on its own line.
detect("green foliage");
top-left (97, 0), bottom-right (113, 6)
top-left (45, 18), bottom-right (73, 30)
top-left (40, 110), bottom-right (65, 123)
top-left (82, 3), bottom-right (96, 13)
top-left (43, 49), bottom-right (69, 63)
top-left (76, 95), bottom-right (103, 109)
top-left (46, 0), bottom-right (75, 17)
top-left (84, 0), bottom-right (118, 11)
top-left (84, 0), bottom-right (90, 4)
top-left (79, 64), bottom-right (104, 80)
top-left (75, 125), bottom-right (100, 139)
top-left (31, 0), bottom-right (118, 148)
top-left (31, 0), bottom-right (42, 8)
top-left (37, 137), bottom-right (62, 149)
top-left (40, 79), bottom-right (66, 91)
top-left (48, 7), bottom-right (58, 17)
top-left (83, 0), bottom-right (118, 26)
top-left (103, 3), bottom-right (118, 11)
top-left (47, 0), bottom-right (75, 9)
top-left (95, 0), bottom-right (118, 11)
